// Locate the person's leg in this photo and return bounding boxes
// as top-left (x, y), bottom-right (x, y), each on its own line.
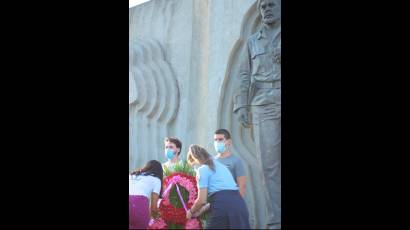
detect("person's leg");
top-left (206, 193), bottom-right (229, 229)
top-left (227, 192), bottom-right (251, 229)
top-left (206, 205), bottom-right (229, 229)
top-left (129, 195), bottom-right (138, 229)
top-left (252, 105), bottom-right (281, 229)
top-left (129, 195), bottom-right (150, 229)
top-left (259, 117), bottom-right (281, 229)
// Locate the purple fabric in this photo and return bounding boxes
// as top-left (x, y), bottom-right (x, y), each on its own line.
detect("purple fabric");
top-left (129, 195), bottom-right (149, 229)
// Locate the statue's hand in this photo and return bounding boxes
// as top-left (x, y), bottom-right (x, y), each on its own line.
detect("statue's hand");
top-left (273, 48), bottom-right (281, 64)
top-left (238, 108), bottom-right (250, 127)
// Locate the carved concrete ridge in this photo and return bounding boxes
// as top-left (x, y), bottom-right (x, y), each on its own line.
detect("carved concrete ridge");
top-left (129, 38), bottom-right (180, 169)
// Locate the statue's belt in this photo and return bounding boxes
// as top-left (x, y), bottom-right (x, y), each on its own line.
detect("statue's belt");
top-left (254, 81), bottom-right (281, 89)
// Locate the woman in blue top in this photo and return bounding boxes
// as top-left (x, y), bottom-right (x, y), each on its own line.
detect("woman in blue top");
top-left (186, 144), bottom-right (250, 229)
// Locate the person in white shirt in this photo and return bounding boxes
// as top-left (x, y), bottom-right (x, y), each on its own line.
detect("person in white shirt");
top-left (162, 137), bottom-right (183, 171)
top-left (129, 160), bottom-right (163, 229)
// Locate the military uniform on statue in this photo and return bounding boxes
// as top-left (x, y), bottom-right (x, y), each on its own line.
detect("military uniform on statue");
top-left (234, 0), bottom-right (281, 229)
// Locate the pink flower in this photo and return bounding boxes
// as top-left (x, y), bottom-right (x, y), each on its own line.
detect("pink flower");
top-left (185, 218), bottom-right (201, 229)
top-left (148, 218), bottom-right (167, 229)
top-left (162, 197), bottom-right (170, 205)
top-left (159, 172), bottom-right (202, 228)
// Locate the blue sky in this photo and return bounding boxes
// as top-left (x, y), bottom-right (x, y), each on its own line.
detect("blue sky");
top-left (129, 0), bottom-right (151, 8)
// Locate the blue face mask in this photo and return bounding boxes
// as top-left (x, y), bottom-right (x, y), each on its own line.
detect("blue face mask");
top-left (165, 148), bottom-right (175, 160)
top-left (214, 141), bottom-right (226, 153)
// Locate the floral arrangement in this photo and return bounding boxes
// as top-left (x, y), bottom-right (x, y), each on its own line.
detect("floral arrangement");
top-left (148, 161), bottom-right (206, 229)
top-left (149, 216), bottom-right (201, 229)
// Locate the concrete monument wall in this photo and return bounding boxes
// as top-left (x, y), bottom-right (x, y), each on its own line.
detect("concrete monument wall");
top-left (129, 0), bottom-right (275, 228)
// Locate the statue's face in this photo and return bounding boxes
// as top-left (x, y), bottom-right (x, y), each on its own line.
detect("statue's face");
top-left (260, 0), bottom-right (280, 25)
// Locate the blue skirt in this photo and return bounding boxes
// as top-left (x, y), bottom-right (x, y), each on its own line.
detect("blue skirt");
top-left (206, 190), bottom-right (250, 229)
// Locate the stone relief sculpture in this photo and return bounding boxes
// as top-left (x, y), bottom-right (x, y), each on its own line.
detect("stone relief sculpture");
top-left (129, 38), bottom-right (180, 171)
top-left (218, 0), bottom-right (281, 229)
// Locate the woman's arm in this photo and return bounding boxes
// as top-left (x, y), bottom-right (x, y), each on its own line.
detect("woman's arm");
top-left (150, 192), bottom-right (160, 219)
top-left (186, 188), bottom-right (207, 219)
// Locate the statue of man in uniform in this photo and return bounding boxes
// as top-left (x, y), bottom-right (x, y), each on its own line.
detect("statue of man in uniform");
top-left (234, 0), bottom-right (281, 228)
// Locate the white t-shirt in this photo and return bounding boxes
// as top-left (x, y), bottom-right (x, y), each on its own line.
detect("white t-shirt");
top-left (129, 174), bottom-right (161, 198)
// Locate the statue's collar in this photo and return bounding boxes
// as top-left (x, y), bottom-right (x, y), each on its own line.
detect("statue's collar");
top-left (257, 24), bottom-right (281, 41)
top-left (257, 27), bottom-right (266, 40)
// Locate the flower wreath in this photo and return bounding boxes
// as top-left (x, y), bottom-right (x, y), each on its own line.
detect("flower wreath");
top-left (149, 217), bottom-right (201, 229)
top-left (148, 172), bottom-right (202, 229)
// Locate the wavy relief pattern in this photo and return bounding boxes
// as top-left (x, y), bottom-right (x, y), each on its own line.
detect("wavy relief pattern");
top-left (129, 38), bottom-right (180, 171)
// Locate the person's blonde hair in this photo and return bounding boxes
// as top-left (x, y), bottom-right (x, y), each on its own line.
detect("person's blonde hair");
top-left (187, 144), bottom-right (215, 171)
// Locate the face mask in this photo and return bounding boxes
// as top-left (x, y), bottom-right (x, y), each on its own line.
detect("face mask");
top-left (165, 148), bottom-right (175, 160)
top-left (214, 141), bottom-right (226, 153)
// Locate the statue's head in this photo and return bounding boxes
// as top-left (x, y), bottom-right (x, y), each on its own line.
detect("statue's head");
top-left (257, 0), bottom-right (281, 25)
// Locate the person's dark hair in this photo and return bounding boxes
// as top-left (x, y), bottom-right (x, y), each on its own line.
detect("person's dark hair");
top-left (164, 137), bottom-right (182, 156)
top-left (131, 160), bottom-right (163, 196)
top-left (214, 129), bottom-right (231, 140)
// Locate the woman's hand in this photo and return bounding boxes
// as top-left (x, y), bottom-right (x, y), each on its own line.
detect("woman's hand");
top-left (186, 209), bottom-right (193, 219)
top-left (186, 188), bottom-right (208, 219)
top-left (151, 210), bottom-right (159, 219)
